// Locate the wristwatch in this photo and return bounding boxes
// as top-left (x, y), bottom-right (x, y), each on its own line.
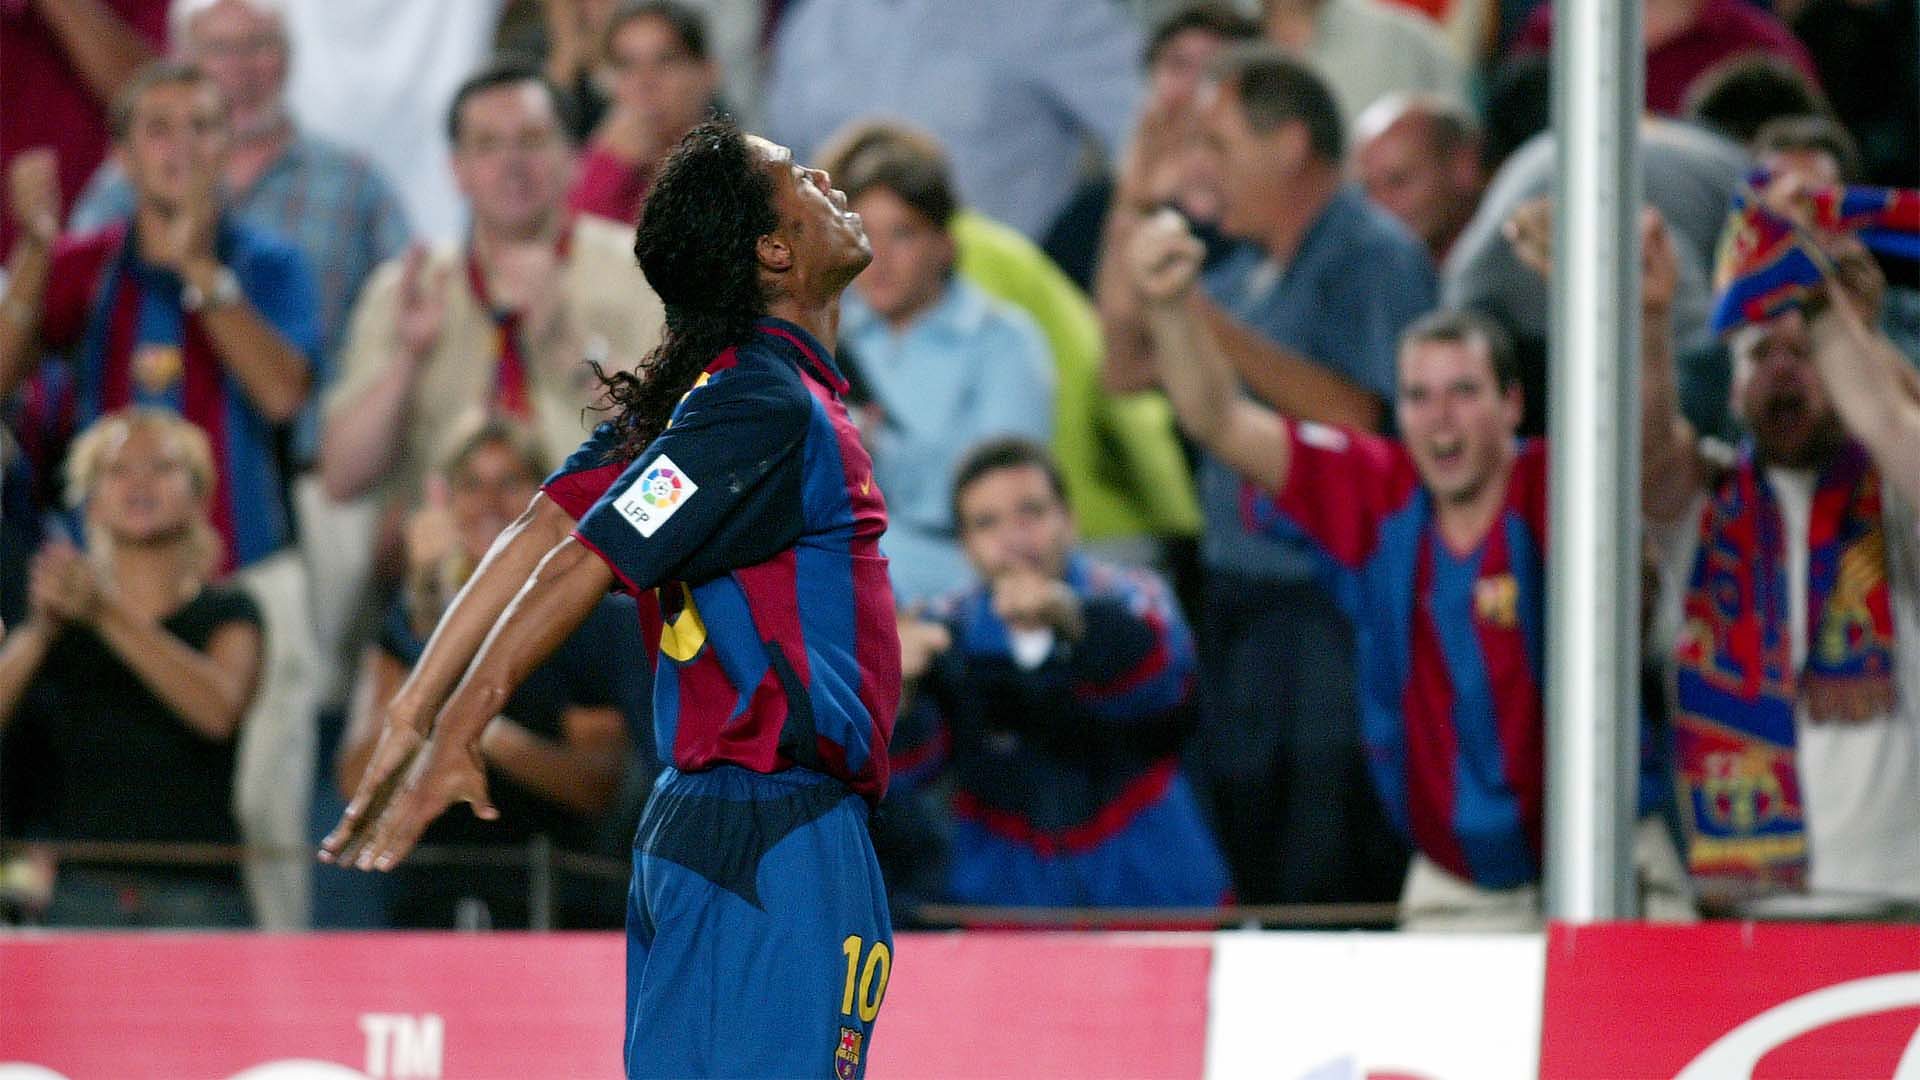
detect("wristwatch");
top-left (181, 266), bottom-right (242, 313)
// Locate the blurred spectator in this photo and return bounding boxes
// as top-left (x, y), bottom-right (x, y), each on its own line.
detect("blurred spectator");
top-left (1352, 93), bottom-right (1486, 264)
top-left (495, 0), bottom-right (619, 141)
top-left (0, 407), bottom-right (262, 927)
top-left (1043, 2), bottom-right (1262, 291)
top-left (1134, 204), bottom-right (1694, 925)
top-left (1752, 116), bottom-right (1920, 365)
top-left (1443, 119), bottom-right (1745, 435)
top-left (1681, 53), bottom-right (1830, 151)
top-left (1509, 0), bottom-right (1816, 118)
top-left (1789, 0), bottom-right (1917, 187)
top-left (336, 414), bottom-right (637, 928)
top-left (1101, 47), bottom-right (1431, 906)
top-left (279, 0), bottom-right (505, 242)
top-left (897, 438), bottom-right (1230, 907)
top-left (0, 60), bottom-right (317, 572)
top-left (834, 136), bottom-right (1055, 602)
top-left (822, 121), bottom-right (1202, 565)
top-left (567, 1), bottom-right (721, 226)
top-left (69, 0), bottom-right (413, 468)
top-left (765, 0), bottom-right (1144, 239)
top-left (1645, 209), bottom-right (1920, 914)
top-left (1258, 0), bottom-right (1468, 134)
top-left (0, 0), bottom-right (166, 254)
top-left (320, 61), bottom-right (664, 511)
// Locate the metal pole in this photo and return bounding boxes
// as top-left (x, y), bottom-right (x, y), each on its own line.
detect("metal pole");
top-left (1546, 0), bottom-right (1644, 921)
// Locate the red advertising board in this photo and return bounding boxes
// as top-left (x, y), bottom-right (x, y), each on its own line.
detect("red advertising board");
top-left (0, 932), bottom-right (1213, 1080)
top-left (1539, 923), bottom-right (1920, 1079)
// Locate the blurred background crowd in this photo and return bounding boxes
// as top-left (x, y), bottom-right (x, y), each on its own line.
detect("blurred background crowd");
top-left (0, 0), bottom-right (1914, 933)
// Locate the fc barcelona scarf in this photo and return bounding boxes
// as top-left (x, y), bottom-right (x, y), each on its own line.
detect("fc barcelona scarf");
top-left (1673, 441), bottom-right (1897, 890)
top-left (1710, 173), bottom-right (1920, 336)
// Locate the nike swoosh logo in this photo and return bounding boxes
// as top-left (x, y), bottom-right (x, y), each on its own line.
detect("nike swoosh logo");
top-left (860, 476), bottom-right (872, 496)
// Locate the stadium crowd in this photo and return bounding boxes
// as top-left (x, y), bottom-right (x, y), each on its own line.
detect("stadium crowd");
top-left (0, 0), bottom-right (1915, 932)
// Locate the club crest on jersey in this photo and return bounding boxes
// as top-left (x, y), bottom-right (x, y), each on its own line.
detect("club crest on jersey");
top-left (612, 453), bottom-right (697, 538)
top-left (835, 1026), bottom-right (863, 1079)
top-left (1474, 572), bottom-right (1519, 629)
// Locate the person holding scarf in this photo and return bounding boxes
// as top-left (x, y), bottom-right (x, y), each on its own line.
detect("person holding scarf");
top-left (0, 59), bottom-right (316, 573)
top-left (1644, 170), bottom-right (1920, 913)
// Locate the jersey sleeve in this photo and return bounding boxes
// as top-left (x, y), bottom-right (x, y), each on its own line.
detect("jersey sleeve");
top-left (1068, 568), bottom-right (1195, 725)
top-left (541, 420), bottom-right (629, 520)
top-left (1244, 421), bottom-right (1421, 571)
top-left (573, 363), bottom-right (813, 594)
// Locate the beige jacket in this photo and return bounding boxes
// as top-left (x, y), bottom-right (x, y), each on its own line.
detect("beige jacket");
top-left (326, 215), bottom-right (664, 497)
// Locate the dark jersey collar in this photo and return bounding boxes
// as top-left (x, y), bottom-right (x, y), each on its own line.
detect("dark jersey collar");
top-left (754, 317), bottom-right (849, 396)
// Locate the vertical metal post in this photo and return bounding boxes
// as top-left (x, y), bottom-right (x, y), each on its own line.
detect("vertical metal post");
top-left (1546, 0), bottom-right (1644, 920)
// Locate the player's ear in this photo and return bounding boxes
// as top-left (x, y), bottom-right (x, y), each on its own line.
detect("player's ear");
top-left (757, 230), bottom-right (794, 274)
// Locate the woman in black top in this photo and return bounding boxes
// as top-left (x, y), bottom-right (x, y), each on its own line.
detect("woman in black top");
top-left (335, 414), bottom-right (637, 928)
top-left (0, 408), bottom-right (263, 927)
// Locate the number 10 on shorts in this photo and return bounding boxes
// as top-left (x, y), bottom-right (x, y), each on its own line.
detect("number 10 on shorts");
top-left (840, 935), bottom-right (891, 1023)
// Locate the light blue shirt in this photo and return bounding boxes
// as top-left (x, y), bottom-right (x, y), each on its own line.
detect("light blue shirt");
top-left (766, 0), bottom-right (1142, 239)
top-left (842, 277), bottom-right (1055, 603)
top-left (1200, 185), bottom-right (1437, 582)
top-left (71, 132), bottom-right (412, 462)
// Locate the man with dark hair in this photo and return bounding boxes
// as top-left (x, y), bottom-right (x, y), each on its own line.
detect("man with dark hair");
top-left (1099, 44), bottom-right (1434, 909)
top-left (833, 132), bottom-right (1054, 603)
top-left (323, 118), bottom-right (900, 1078)
top-left (1134, 207), bottom-right (1695, 927)
top-left (1681, 54), bottom-right (1830, 149)
top-left (895, 436), bottom-right (1229, 908)
top-left (319, 60), bottom-right (661, 514)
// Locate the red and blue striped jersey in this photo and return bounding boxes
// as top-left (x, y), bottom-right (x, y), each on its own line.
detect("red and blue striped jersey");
top-left (542, 319), bottom-right (900, 803)
top-left (1245, 424), bottom-right (1550, 889)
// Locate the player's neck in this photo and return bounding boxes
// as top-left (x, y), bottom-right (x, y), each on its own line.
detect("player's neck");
top-left (764, 296), bottom-right (842, 353)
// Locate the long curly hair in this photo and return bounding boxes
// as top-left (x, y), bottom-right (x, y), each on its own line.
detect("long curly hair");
top-left (595, 117), bottom-right (778, 461)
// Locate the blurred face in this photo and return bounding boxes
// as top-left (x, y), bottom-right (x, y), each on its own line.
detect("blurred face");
top-left (1356, 114), bottom-right (1477, 253)
top-left (92, 425), bottom-right (204, 546)
top-left (751, 136), bottom-right (871, 294)
top-left (1732, 311), bottom-right (1843, 468)
top-left (1148, 29), bottom-right (1233, 107)
top-left (183, 0), bottom-right (288, 132)
top-left (1395, 337), bottom-right (1521, 505)
top-left (605, 14), bottom-right (716, 145)
top-left (1758, 148), bottom-right (1842, 190)
top-left (957, 464), bottom-right (1075, 582)
top-left (121, 80), bottom-right (230, 211)
top-left (1198, 80), bottom-right (1294, 241)
top-left (849, 187), bottom-right (951, 326)
top-left (452, 82), bottom-right (573, 237)
top-left (448, 441), bottom-right (540, 562)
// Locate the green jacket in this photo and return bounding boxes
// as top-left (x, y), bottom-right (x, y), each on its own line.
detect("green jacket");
top-left (950, 210), bottom-right (1201, 540)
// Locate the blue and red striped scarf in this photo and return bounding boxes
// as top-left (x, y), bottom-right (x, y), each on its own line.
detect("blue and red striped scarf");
top-left (1673, 441), bottom-right (1896, 890)
top-left (1711, 174), bottom-right (1920, 335)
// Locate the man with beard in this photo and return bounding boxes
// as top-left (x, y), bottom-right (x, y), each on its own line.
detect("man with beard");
top-left (1643, 212), bottom-right (1920, 912)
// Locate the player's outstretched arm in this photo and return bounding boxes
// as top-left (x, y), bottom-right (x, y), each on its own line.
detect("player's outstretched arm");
top-left (347, 536), bottom-right (614, 872)
top-left (1130, 209), bottom-right (1293, 494)
top-left (320, 491), bottom-right (576, 864)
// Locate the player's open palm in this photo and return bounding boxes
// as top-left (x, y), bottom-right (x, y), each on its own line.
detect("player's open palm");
top-left (362, 736), bottom-right (498, 872)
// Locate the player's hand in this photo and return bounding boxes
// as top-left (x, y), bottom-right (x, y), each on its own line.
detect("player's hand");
top-left (320, 718), bottom-right (427, 867)
top-left (358, 735), bottom-right (499, 872)
top-left (394, 245), bottom-right (450, 360)
top-left (1128, 208), bottom-right (1204, 305)
top-left (7, 147), bottom-right (60, 249)
top-left (897, 610), bottom-right (952, 683)
top-left (29, 541), bottom-right (100, 625)
top-left (1118, 92), bottom-right (1198, 213)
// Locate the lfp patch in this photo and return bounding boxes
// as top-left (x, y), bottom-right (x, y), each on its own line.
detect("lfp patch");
top-left (612, 454), bottom-right (697, 538)
top-left (834, 1026), bottom-right (863, 1080)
